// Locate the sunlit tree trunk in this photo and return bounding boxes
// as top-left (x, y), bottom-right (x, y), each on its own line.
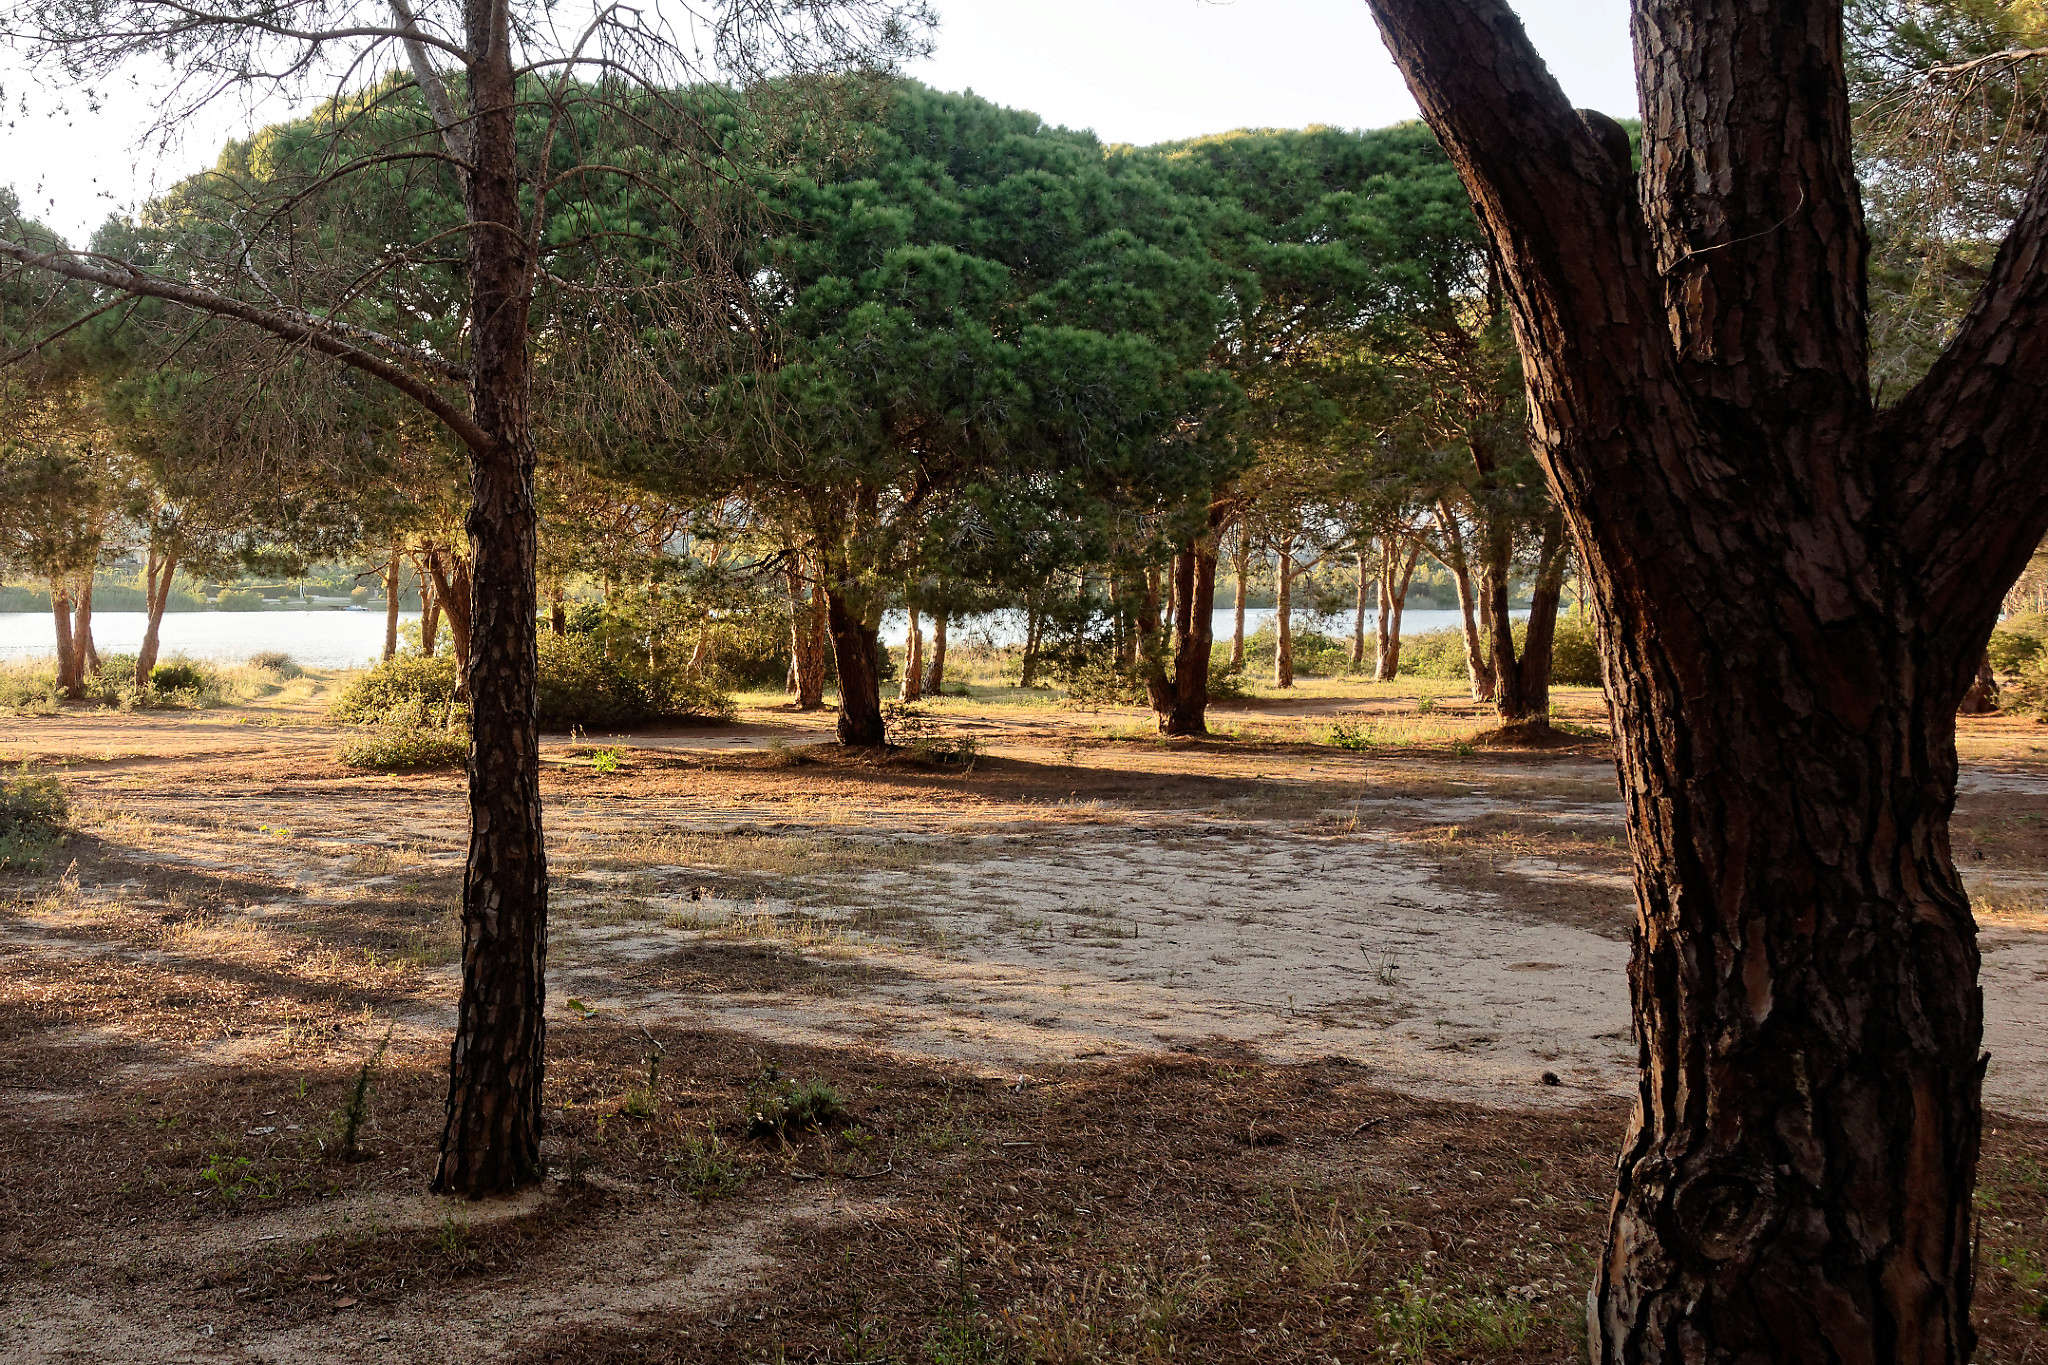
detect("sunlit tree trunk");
top-left (1273, 543), bottom-right (1295, 689)
top-left (136, 546), bottom-right (177, 687)
top-left (1230, 528), bottom-right (1250, 670)
top-left (786, 560), bottom-right (827, 710)
top-left (901, 605), bottom-right (924, 700)
top-left (384, 549), bottom-right (403, 661)
top-left (50, 581), bottom-right (81, 699)
top-left (926, 612), bottom-right (948, 696)
top-left (823, 582), bottom-right (885, 746)
top-left (72, 574), bottom-right (98, 676)
top-left (1361, 1), bottom-right (2048, 1353)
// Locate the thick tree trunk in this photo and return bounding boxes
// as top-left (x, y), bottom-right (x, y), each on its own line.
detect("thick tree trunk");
top-left (1137, 534), bottom-right (1222, 735)
top-left (136, 548), bottom-right (176, 688)
top-left (785, 562), bottom-right (827, 710)
top-left (384, 550), bottom-right (403, 661)
top-left (823, 584), bottom-right (885, 746)
top-left (1959, 651), bottom-right (1999, 715)
top-left (433, 11), bottom-right (546, 1199)
top-left (72, 576), bottom-right (98, 676)
top-left (926, 613), bottom-right (948, 696)
top-left (1273, 546), bottom-right (1295, 689)
top-left (50, 582), bottom-right (81, 699)
top-left (1357, 1), bottom-right (2048, 1355)
top-left (901, 606), bottom-right (923, 701)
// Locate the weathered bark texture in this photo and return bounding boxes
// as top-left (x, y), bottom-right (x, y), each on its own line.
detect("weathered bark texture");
top-left (824, 583), bottom-right (885, 746)
top-left (1375, 538), bottom-right (1420, 682)
top-left (135, 547), bottom-right (177, 687)
top-left (432, 3), bottom-right (546, 1199)
top-left (1362, 0), bottom-right (2048, 1357)
top-left (1483, 513), bottom-right (1569, 729)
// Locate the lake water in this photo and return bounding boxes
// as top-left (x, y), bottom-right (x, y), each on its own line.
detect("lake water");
top-left (0, 606), bottom-right (1492, 669)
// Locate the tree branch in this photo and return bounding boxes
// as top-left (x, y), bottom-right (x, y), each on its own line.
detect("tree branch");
top-left (0, 237), bottom-right (491, 457)
top-left (1883, 140), bottom-right (2048, 648)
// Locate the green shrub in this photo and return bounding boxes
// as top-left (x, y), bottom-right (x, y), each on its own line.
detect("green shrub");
top-left (535, 632), bottom-right (733, 729)
top-left (331, 653), bottom-right (461, 723)
top-left (747, 1079), bottom-right (846, 1138)
top-left (248, 651), bottom-right (302, 678)
top-left (0, 766), bottom-right (67, 870)
top-left (1056, 656), bottom-right (1148, 706)
top-left (1243, 623), bottom-right (1355, 678)
top-left (1548, 615), bottom-right (1604, 687)
top-left (1991, 613), bottom-right (2048, 676)
top-left (337, 725), bottom-right (468, 771)
top-left (215, 588), bottom-right (266, 611)
top-left (1399, 627), bottom-right (1473, 681)
top-left (149, 661), bottom-right (211, 694)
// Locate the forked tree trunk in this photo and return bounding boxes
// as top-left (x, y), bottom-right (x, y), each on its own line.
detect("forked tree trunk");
top-left (50, 582), bottom-right (81, 699)
top-left (1484, 514), bottom-right (1568, 729)
top-left (786, 562), bottom-right (827, 710)
top-left (425, 550), bottom-right (474, 699)
top-left (1375, 540), bottom-right (1419, 682)
top-left (421, 568), bottom-right (442, 657)
top-left (1363, 1), bottom-right (2048, 1355)
top-left (823, 584), bottom-right (885, 746)
top-left (901, 606), bottom-right (923, 701)
top-left (72, 576), bottom-right (98, 676)
top-left (384, 550), bottom-right (403, 661)
top-left (1138, 525), bottom-right (1223, 736)
top-left (926, 613), bottom-right (948, 696)
top-left (432, 9), bottom-right (546, 1199)
top-left (136, 547), bottom-right (177, 687)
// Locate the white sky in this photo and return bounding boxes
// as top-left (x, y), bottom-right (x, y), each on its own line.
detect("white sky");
top-left (1, 0), bottom-right (1638, 244)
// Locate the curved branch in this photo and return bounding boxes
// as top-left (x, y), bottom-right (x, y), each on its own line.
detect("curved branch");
top-left (0, 237), bottom-right (491, 456)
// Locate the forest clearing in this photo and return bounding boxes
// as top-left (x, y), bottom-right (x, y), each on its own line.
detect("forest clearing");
top-left (7, 679), bottom-right (2048, 1361)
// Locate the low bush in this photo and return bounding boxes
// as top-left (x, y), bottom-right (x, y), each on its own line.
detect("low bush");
top-left (337, 725), bottom-right (469, 772)
top-left (1991, 613), bottom-right (2048, 676)
top-left (330, 653), bottom-right (461, 723)
top-left (1399, 627), bottom-right (1472, 681)
top-left (247, 650), bottom-right (303, 678)
top-left (535, 632), bottom-right (733, 729)
top-left (1548, 615), bottom-right (1604, 687)
top-left (215, 588), bottom-right (267, 611)
top-left (1243, 623), bottom-right (1355, 678)
top-left (0, 766), bottom-right (67, 870)
top-left (333, 639), bottom-right (732, 731)
top-left (149, 661), bottom-right (211, 695)
top-left (1400, 616), bottom-right (1606, 689)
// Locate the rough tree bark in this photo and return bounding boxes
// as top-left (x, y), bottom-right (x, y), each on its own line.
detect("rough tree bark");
top-left (431, 0), bottom-right (546, 1198)
top-left (135, 546), bottom-right (177, 687)
top-left (823, 583), bottom-right (886, 746)
top-left (1362, 0), bottom-right (2048, 1356)
top-left (1482, 512), bottom-right (1569, 730)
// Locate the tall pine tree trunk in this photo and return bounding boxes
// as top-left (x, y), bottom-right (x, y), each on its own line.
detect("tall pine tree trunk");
top-left (1361, 1), bottom-right (2048, 1353)
top-left (786, 561), bottom-right (827, 710)
top-left (1230, 530), bottom-right (1249, 670)
top-left (432, 4), bottom-right (546, 1198)
top-left (1352, 549), bottom-right (1369, 667)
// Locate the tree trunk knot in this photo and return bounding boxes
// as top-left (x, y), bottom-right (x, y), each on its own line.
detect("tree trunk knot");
top-left (1676, 1166), bottom-right (1777, 1262)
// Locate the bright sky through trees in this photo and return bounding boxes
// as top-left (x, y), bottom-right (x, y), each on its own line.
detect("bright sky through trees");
top-left (0, 0), bottom-right (1636, 243)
